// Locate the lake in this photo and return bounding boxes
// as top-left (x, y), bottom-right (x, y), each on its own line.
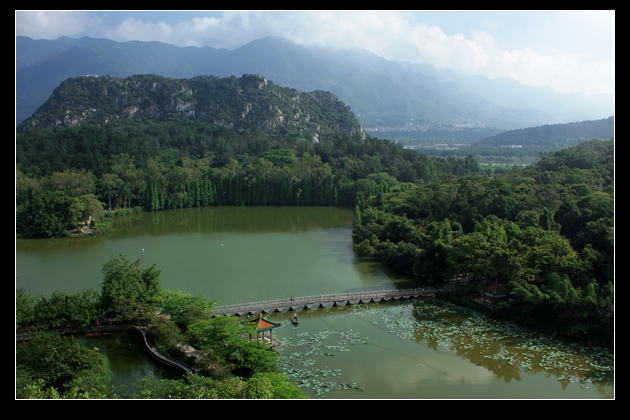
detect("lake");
top-left (15, 207), bottom-right (614, 398)
top-left (16, 207), bottom-right (411, 301)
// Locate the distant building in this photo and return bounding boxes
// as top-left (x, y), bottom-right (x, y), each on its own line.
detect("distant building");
top-left (452, 122), bottom-right (485, 128)
top-left (365, 125), bottom-right (429, 133)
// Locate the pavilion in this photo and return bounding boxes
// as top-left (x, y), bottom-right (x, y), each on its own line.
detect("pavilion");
top-left (243, 313), bottom-right (281, 347)
top-left (483, 284), bottom-right (509, 308)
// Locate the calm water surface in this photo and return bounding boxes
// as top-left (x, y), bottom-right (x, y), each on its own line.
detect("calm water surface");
top-left (16, 207), bottom-right (410, 302)
top-left (78, 333), bottom-right (179, 395)
top-left (15, 207), bottom-right (614, 398)
top-left (267, 302), bottom-right (614, 399)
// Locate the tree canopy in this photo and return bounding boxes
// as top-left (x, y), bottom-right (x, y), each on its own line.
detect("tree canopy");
top-left (100, 254), bottom-right (162, 313)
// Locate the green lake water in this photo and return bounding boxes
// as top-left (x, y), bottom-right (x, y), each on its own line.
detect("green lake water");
top-left (15, 206), bottom-right (614, 399)
top-left (77, 333), bottom-right (180, 395)
top-left (16, 207), bottom-right (411, 301)
top-left (268, 302), bottom-right (614, 399)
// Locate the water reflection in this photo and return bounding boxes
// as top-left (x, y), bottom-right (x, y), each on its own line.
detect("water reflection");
top-left (78, 332), bottom-right (180, 395)
top-left (17, 207), bottom-right (412, 301)
top-left (269, 299), bottom-right (614, 399)
top-left (111, 206), bottom-right (354, 237)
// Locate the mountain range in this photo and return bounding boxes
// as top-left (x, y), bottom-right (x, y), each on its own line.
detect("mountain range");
top-left (16, 35), bottom-right (614, 130)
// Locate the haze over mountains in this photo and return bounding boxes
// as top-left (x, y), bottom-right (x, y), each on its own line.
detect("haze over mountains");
top-left (16, 35), bottom-right (614, 130)
top-left (476, 116), bottom-right (614, 147)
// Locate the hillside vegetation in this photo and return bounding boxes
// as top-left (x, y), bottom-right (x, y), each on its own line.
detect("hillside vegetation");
top-left (20, 73), bottom-right (364, 140)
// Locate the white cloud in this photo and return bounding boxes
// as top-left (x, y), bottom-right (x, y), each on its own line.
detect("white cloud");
top-left (103, 18), bottom-right (174, 44)
top-left (190, 16), bottom-right (221, 32)
top-left (407, 21), bottom-right (614, 95)
top-left (471, 30), bottom-right (495, 51)
top-left (15, 11), bottom-right (101, 39)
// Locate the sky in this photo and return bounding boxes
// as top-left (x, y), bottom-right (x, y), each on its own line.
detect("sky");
top-left (15, 11), bottom-right (615, 96)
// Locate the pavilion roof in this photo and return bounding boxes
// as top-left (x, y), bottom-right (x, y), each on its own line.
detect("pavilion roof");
top-left (485, 284), bottom-right (508, 294)
top-left (244, 314), bottom-right (282, 332)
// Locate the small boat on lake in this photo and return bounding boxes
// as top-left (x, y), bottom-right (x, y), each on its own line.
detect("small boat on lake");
top-left (291, 313), bottom-right (299, 325)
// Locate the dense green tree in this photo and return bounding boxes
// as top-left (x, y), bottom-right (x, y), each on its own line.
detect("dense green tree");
top-left (16, 288), bottom-right (35, 329)
top-left (34, 290), bottom-right (72, 328)
top-left (65, 289), bottom-right (101, 326)
top-left (157, 290), bottom-right (216, 328)
top-left (132, 372), bottom-right (219, 399)
top-left (100, 254), bottom-right (162, 313)
top-left (249, 372), bottom-right (308, 399)
top-left (18, 191), bottom-right (72, 238)
top-left (16, 332), bottom-right (109, 385)
top-left (99, 173), bottom-right (122, 211)
top-left (131, 371), bottom-right (306, 399)
top-left (188, 317), bottom-right (278, 377)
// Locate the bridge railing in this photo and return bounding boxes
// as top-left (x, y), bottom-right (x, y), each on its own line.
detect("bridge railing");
top-left (211, 287), bottom-right (439, 315)
top-left (134, 327), bottom-right (194, 374)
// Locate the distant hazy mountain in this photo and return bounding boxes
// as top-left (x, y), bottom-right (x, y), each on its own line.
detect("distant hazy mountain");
top-left (400, 62), bottom-right (615, 127)
top-left (16, 35), bottom-right (614, 129)
top-left (476, 116), bottom-right (614, 148)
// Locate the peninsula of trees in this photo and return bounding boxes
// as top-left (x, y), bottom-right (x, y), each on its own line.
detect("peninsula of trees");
top-left (17, 254), bottom-right (306, 399)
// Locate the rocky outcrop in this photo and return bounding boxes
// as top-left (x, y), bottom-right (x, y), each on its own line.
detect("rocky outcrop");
top-left (20, 74), bottom-right (366, 141)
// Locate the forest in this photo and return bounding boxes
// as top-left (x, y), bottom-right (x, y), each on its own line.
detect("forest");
top-left (352, 139), bottom-right (614, 344)
top-left (16, 120), bottom-right (485, 239)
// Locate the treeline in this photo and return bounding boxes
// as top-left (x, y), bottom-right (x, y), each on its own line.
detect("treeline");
top-left (17, 121), bottom-right (487, 238)
top-left (376, 127), bottom-right (505, 142)
top-left (422, 146), bottom-right (549, 158)
top-left (16, 254), bottom-right (307, 399)
top-left (352, 139), bottom-right (614, 345)
top-left (420, 146), bottom-right (547, 166)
